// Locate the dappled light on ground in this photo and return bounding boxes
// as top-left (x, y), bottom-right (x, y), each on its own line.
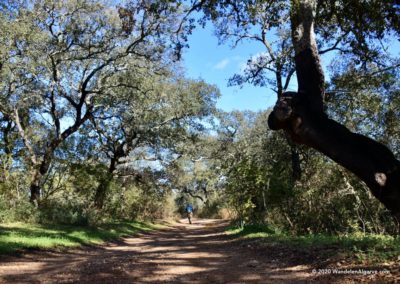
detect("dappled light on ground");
top-left (0, 219), bottom-right (397, 283)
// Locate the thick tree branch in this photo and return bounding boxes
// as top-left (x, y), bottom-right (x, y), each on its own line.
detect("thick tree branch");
top-left (13, 108), bottom-right (37, 166)
top-left (283, 67), bottom-right (296, 91)
top-left (183, 186), bottom-right (204, 202)
top-left (290, 0), bottom-right (324, 113)
top-left (268, 0), bottom-right (400, 221)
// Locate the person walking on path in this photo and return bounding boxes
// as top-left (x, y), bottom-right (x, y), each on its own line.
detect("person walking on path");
top-left (185, 204), bottom-right (193, 224)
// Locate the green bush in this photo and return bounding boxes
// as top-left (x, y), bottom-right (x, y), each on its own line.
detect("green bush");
top-left (0, 198), bottom-right (39, 223)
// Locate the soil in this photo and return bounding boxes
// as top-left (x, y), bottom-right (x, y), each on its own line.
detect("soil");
top-left (0, 219), bottom-right (398, 283)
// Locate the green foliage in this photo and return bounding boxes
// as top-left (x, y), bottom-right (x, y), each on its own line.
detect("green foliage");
top-left (218, 107), bottom-right (399, 235)
top-left (226, 224), bottom-right (400, 263)
top-left (105, 183), bottom-right (171, 221)
top-left (226, 158), bottom-right (269, 225)
top-left (0, 171), bottom-right (38, 223)
top-left (0, 0), bottom-right (219, 223)
top-left (280, 161), bottom-right (398, 235)
top-left (226, 224), bottom-right (276, 238)
top-left (197, 190), bottom-right (229, 219)
top-left (185, 0), bottom-right (400, 236)
top-left (0, 198), bottom-right (39, 224)
top-left (0, 221), bottom-right (163, 255)
top-left (0, 0), bottom-right (399, 250)
top-left (38, 199), bottom-right (91, 226)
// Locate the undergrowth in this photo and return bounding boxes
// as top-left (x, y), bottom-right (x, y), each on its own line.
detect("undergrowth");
top-left (226, 224), bottom-right (400, 263)
top-left (0, 221), bottom-right (164, 255)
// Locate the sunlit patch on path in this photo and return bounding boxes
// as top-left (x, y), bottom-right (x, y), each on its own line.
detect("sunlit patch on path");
top-left (0, 218), bottom-right (385, 283)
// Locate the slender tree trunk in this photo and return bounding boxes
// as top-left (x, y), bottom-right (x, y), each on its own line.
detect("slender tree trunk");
top-left (28, 145), bottom-right (57, 204)
top-left (284, 133), bottom-right (302, 182)
top-left (93, 174), bottom-right (113, 209)
top-left (29, 170), bottom-right (42, 205)
top-left (268, 0), bottom-right (400, 222)
top-left (29, 162), bottom-right (52, 204)
top-left (0, 118), bottom-right (14, 182)
top-left (94, 158), bottom-right (118, 209)
top-left (277, 76), bottom-right (302, 183)
top-left (91, 133), bottom-right (140, 209)
top-left (2, 118), bottom-right (13, 156)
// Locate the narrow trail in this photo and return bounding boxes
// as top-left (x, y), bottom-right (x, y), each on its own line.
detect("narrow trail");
top-left (0, 219), bottom-right (396, 283)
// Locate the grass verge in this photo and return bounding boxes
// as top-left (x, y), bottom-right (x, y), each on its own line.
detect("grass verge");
top-left (226, 224), bottom-right (400, 263)
top-left (0, 221), bottom-right (164, 255)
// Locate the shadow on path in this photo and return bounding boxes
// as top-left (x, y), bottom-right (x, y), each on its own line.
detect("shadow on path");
top-left (0, 219), bottom-right (394, 283)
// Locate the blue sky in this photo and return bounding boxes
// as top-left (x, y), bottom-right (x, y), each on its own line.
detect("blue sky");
top-left (182, 23), bottom-right (277, 112)
top-left (182, 21), bottom-right (399, 113)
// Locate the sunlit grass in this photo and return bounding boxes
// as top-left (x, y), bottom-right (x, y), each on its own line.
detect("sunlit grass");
top-left (0, 221), bottom-right (165, 254)
top-left (226, 224), bottom-right (400, 262)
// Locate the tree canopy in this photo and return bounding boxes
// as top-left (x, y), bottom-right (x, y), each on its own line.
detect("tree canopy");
top-left (0, 0), bottom-right (399, 235)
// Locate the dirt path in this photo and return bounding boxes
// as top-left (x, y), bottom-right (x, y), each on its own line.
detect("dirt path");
top-left (0, 219), bottom-right (397, 283)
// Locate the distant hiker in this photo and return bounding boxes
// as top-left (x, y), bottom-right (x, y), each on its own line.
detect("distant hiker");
top-left (185, 204), bottom-right (193, 224)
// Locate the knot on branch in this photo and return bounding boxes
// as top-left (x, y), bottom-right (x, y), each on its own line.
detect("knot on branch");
top-left (268, 92), bottom-right (299, 130)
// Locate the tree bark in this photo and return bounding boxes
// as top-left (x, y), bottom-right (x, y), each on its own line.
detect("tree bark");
top-left (13, 100), bottom-right (92, 204)
top-left (1, 117), bottom-right (13, 156)
top-left (91, 128), bottom-right (140, 209)
top-left (29, 170), bottom-right (42, 205)
top-left (268, 0), bottom-right (400, 222)
top-left (93, 158), bottom-right (117, 210)
top-left (93, 174), bottom-right (113, 210)
top-left (29, 154), bottom-right (54, 205)
top-left (284, 133), bottom-right (302, 182)
top-left (277, 70), bottom-right (302, 183)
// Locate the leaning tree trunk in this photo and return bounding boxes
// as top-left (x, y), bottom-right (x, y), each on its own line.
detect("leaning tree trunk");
top-left (268, 0), bottom-right (400, 223)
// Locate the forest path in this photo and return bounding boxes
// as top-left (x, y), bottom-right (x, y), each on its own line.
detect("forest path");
top-left (0, 219), bottom-right (393, 283)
